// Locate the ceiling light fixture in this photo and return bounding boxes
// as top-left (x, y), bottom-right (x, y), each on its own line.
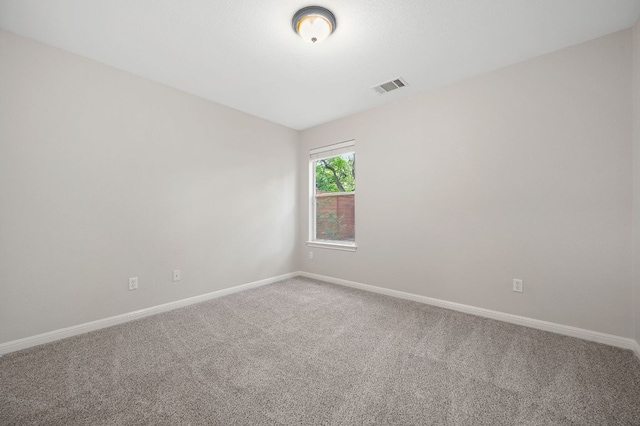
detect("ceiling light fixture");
top-left (292, 6), bottom-right (336, 44)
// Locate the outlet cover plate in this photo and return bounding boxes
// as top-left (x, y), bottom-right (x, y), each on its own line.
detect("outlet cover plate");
top-left (128, 277), bottom-right (138, 291)
top-left (513, 279), bottom-right (523, 293)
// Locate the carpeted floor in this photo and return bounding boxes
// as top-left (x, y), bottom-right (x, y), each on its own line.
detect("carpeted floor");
top-left (1, 277), bottom-right (639, 425)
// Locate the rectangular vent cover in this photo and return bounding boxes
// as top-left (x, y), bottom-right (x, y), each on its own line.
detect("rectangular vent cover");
top-left (372, 77), bottom-right (408, 94)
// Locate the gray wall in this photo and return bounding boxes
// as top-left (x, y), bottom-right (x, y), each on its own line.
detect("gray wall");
top-left (2, 26), bottom-right (638, 346)
top-left (299, 30), bottom-right (634, 338)
top-left (0, 30), bottom-right (299, 344)
top-left (634, 19), bottom-right (640, 345)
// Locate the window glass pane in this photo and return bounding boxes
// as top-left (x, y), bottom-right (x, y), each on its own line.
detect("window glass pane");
top-left (315, 195), bottom-right (355, 242)
top-left (315, 153), bottom-right (355, 194)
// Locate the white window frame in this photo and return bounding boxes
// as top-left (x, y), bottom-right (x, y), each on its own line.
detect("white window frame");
top-left (307, 140), bottom-right (357, 252)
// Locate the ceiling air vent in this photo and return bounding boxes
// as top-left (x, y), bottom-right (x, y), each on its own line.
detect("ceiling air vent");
top-left (372, 77), bottom-right (408, 94)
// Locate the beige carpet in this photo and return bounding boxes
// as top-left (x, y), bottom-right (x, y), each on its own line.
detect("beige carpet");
top-left (1, 277), bottom-right (639, 425)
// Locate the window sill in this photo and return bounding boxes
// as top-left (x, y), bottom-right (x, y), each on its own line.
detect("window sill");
top-left (306, 241), bottom-right (357, 252)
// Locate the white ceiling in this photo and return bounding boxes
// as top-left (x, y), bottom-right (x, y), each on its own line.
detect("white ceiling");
top-left (1, 1), bottom-right (639, 130)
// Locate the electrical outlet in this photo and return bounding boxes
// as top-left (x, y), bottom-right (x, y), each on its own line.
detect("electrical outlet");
top-left (173, 269), bottom-right (181, 282)
top-left (128, 277), bottom-right (138, 291)
top-left (513, 279), bottom-right (523, 293)
top-left (308, 251), bottom-right (313, 260)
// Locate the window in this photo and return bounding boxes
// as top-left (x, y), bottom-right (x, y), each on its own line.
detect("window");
top-left (308, 141), bottom-right (356, 251)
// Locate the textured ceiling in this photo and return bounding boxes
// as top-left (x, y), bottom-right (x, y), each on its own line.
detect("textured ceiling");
top-left (1, 0), bottom-right (639, 130)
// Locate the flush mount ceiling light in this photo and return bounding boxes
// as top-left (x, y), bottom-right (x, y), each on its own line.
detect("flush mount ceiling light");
top-left (292, 6), bottom-right (336, 44)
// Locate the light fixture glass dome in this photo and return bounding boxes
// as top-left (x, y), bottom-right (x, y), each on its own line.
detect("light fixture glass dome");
top-left (292, 6), bottom-right (336, 44)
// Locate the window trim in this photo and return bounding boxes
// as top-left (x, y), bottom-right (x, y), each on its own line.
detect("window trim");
top-left (308, 140), bottom-right (357, 251)
top-left (306, 240), bottom-right (357, 251)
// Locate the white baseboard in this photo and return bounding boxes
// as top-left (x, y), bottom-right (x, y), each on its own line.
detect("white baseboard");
top-left (3, 271), bottom-right (639, 360)
top-left (0, 272), bottom-right (297, 356)
top-left (299, 272), bottom-right (640, 354)
top-left (633, 341), bottom-right (640, 360)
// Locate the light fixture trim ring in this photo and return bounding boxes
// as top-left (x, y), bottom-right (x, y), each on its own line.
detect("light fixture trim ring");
top-left (292, 6), bottom-right (337, 38)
